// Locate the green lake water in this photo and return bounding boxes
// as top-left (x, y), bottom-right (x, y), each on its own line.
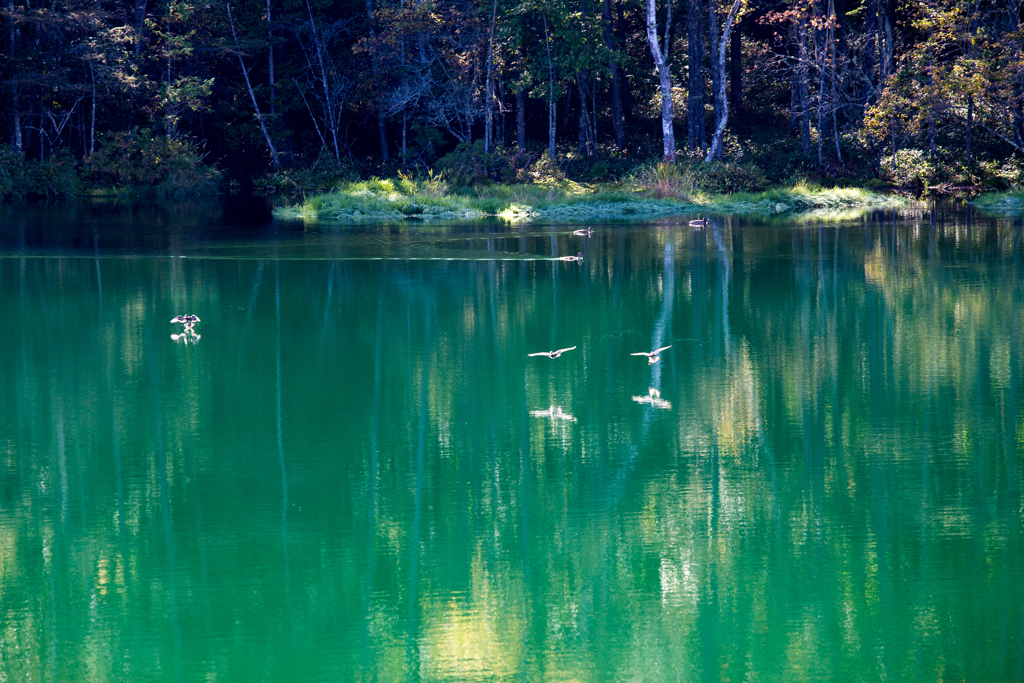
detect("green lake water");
top-left (1, 202), bottom-right (1022, 681)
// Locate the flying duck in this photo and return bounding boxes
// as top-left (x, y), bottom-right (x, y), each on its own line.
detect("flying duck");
top-left (631, 345), bottom-right (672, 364)
top-left (528, 346), bottom-right (577, 358)
top-left (171, 314), bottom-right (201, 331)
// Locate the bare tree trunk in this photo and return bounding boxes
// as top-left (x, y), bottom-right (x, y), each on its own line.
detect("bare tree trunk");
top-left (366, 0), bottom-right (389, 161)
top-left (729, 20), bottom-right (741, 113)
top-left (688, 0), bottom-right (705, 152)
top-left (603, 0), bottom-right (626, 149)
top-left (646, 0), bottom-right (676, 161)
top-left (577, 73), bottom-right (593, 155)
top-left (227, 2), bottom-right (281, 169)
top-left (516, 88), bottom-right (527, 149)
top-left (484, 0), bottom-right (498, 151)
top-left (267, 0), bottom-right (274, 117)
top-left (862, 0), bottom-right (876, 109)
top-left (89, 63), bottom-right (96, 156)
top-left (966, 94), bottom-right (973, 163)
top-left (798, 14), bottom-right (811, 157)
top-left (706, 0), bottom-right (742, 162)
top-left (305, 0), bottom-right (340, 163)
top-left (543, 15), bottom-right (556, 159)
top-left (708, 0), bottom-right (720, 133)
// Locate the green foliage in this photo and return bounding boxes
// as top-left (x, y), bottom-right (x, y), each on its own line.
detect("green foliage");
top-left (0, 147), bottom-right (79, 200)
top-left (86, 130), bottom-right (221, 197)
top-left (878, 149), bottom-right (935, 186)
top-left (0, 146), bottom-right (31, 201)
top-left (434, 141), bottom-right (533, 186)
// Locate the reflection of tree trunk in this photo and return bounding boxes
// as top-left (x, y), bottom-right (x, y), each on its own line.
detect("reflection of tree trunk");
top-left (602, 0), bottom-right (626, 149)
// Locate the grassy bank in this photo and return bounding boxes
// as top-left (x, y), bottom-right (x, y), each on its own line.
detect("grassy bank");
top-left (972, 190), bottom-right (1024, 212)
top-left (275, 177), bottom-right (905, 223)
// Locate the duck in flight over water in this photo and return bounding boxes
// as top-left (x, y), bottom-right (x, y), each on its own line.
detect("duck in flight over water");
top-left (171, 314), bottom-right (201, 331)
top-left (631, 345), bottom-right (672, 364)
top-left (528, 346), bottom-right (577, 358)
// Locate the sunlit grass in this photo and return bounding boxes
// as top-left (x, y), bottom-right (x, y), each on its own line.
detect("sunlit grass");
top-left (972, 190), bottom-right (1024, 212)
top-left (275, 178), bottom-right (903, 223)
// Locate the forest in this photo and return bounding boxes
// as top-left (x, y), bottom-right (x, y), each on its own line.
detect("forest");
top-left (2, 0), bottom-right (1024, 199)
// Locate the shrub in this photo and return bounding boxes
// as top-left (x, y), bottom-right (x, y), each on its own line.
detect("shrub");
top-left (0, 145), bottom-right (30, 200)
top-left (877, 148), bottom-right (934, 187)
top-left (87, 129), bottom-right (221, 197)
top-left (434, 141), bottom-right (533, 185)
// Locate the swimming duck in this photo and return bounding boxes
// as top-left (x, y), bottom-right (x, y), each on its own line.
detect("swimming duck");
top-left (688, 218), bottom-right (708, 228)
top-left (557, 252), bottom-right (584, 262)
top-left (573, 227), bottom-right (594, 236)
top-left (528, 346), bottom-right (577, 358)
top-left (631, 345), bottom-right (672, 364)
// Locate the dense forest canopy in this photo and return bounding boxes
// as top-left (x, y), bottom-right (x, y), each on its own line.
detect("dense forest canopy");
top-left (2, 0), bottom-right (1024, 191)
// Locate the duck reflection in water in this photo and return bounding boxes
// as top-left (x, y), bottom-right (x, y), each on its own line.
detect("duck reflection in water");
top-left (171, 329), bottom-right (201, 345)
top-left (632, 387), bottom-right (672, 409)
top-left (557, 252), bottom-right (584, 262)
top-left (529, 406), bottom-right (577, 422)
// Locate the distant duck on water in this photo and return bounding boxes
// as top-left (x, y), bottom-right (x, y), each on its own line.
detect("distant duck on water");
top-left (573, 227), bottom-right (594, 236)
top-left (558, 252), bottom-right (584, 262)
top-left (688, 218), bottom-right (708, 228)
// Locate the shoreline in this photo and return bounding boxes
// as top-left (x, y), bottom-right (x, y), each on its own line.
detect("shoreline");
top-left (273, 180), bottom-right (908, 224)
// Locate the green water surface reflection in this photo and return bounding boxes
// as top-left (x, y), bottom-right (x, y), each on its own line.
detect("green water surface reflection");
top-left (1, 205), bottom-right (1023, 681)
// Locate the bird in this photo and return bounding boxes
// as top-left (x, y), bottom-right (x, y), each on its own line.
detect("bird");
top-left (688, 218), bottom-right (708, 228)
top-left (528, 346), bottom-right (577, 358)
top-left (573, 227), bottom-right (593, 236)
top-left (557, 252), bottom-right (584, 262)
top-left (171, 314), bottom-right (201, 331)
top-left (631, 345), bottom-right (672, 364)
top-left (632, 387), bottom-right (672, 409)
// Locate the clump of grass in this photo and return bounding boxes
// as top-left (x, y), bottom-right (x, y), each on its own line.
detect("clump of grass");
top-left (274, 177), bottom-right (903, 223)
top-left (972, 190), bottom-right (1024, 212)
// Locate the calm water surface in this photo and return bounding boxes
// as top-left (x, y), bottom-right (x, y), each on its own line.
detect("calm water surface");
top-left (1, 202), bottom-right (1022, 681)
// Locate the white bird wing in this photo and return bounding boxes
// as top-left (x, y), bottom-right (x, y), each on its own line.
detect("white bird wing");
top-left (655, 345), bottom-right (672, 353)
top-left (170, 316), bottom-right (183, 323)
top-left (631, 352), bottom-right (651, 357)
top-left (556, 346), bottom-right (577, 354)
top-left (527, 352), bottom-right (549, 357)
